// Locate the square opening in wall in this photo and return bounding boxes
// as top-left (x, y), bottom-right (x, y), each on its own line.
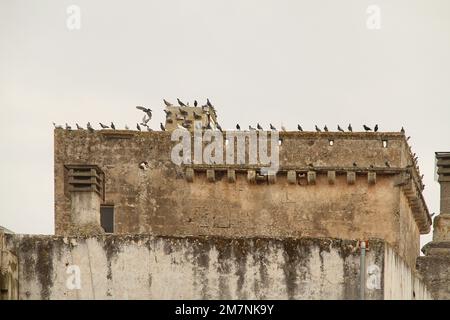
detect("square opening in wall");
top-left (100, 205), bottom-right (114, 233)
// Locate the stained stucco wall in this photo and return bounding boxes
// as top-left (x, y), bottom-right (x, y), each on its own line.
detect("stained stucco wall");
top-left (6, 234), bottom-right (391, 300)
top-left (54, 130), bottom-right (429, 268)
top-left (383, 245), bottom-right (431, 300)
top-left (416, 247), bottom-right (450, 300)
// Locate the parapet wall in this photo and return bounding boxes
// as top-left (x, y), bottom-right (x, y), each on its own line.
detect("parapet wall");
top-left (54, 130), bottom-right (430, 268)
top-left (4, 234), bottom-right (431, 300)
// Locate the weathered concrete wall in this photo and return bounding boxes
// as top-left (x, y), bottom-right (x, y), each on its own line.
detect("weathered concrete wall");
top-left (416, 242), bottom-right (450, 300)
top-left (416, 256), bottom-right (450, 299)
top-left (397, 192), bottom-right (421, 270)
top-left (383, 245), bottom-right (431, 300)
top-left (6, 234), bottom-right (391, 300)
top-left (54, 130), bottom-right (430, 268)
top-left (0, 231), bottom-right (18, 300)
top-left (5, 234), bottom-right (432, 300)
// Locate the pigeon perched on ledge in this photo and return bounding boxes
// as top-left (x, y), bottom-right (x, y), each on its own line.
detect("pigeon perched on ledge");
top-left (87, 122), bottom-right (94, 132)
top-left (177, 98), bottom-right (187, 107)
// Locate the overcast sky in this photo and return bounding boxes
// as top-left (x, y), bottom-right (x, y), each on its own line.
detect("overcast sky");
top-left (0, 0), bottom-right (449, 248)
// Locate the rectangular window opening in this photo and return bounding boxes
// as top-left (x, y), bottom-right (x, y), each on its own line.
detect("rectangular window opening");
top-left (100, 205), bottom-right (114, 233)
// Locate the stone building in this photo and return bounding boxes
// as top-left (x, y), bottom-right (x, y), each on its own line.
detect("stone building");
top-left (0, 104), bottom-right (448, 300)
top-left (417, 152), bottom-right (450, 299)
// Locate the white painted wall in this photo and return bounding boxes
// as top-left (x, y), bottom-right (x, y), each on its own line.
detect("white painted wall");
top-left (4, 234), bottom-right (431, 300)
top-left (383, 245), bottom-right (432, 300)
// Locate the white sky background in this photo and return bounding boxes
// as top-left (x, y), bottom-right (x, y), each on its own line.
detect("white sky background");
top-left (0, 1), bottom-right (449, 249)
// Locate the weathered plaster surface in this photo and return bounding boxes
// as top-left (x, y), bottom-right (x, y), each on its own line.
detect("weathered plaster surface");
top-left (383, 245), bottom-right (431, 299)
top-left (54, 130), bottom-right (429, 268)
top-left (4, 234), bottom-right (430, 300)
top-left (6, 234), bottom-right (387, 300)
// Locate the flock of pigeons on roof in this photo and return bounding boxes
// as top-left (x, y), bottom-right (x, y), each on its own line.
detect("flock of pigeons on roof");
top-left (53, 98), bottom-right (408, 134)
top-left (52, 98), bottom-right (424, 189)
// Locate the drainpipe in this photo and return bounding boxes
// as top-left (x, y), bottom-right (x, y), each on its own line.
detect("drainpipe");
top-left (360, 240), bottom-right (366, 300)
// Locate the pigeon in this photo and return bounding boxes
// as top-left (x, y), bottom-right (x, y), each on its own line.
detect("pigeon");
top-left (194, 100), bottom-right (198, 107)
top-left (53, 122), bottom-right (63, 129)
top-left (297, 124), bottom-right (303, 131)
top-left (281, 125), bottom-right (286, 132)
top-left (338, 125), bottom-right (344, 132)
top-left (99, 122), bottom-right (109, 129)
top-left (400, 127), bottom-right (405, 133)
top-left (363, 125), bottom-right (371, 132)
top-left (110, 122), bottom-right (116, 130)
top-left (270, 124), bottom-right (276, 130)
top-left (76, 123), bottom-right (84, 130)
top-left (177, 98), bottom-right (187, 107)
top-left (430, 212), bottom-right (436, 218)
top-left (136, 123), bottom-right (141, 131)
top-left (236, 124), bottom-right (241, 130)
top-left (65, 123), bottom-right (72, 130)
top-left (374, 124), bottom-right (378, 132)
top-left (385, 161), bottom-right (390, 167)
top-left (249, 125), bottom-right (256, 130)
top-left (163, 99), bottom-right (173, 107)
top-left (87, 122), bottom-right (94, 132)
top-left (160, 123), bottom-right (165, 131)
top-left (136, 106), bottom-right (153, 119)
top-left (324, 125), bottom-right (329, 132)
top-left (315, 125), bottom-right (321, 132)
top-left (216, 123), bottom-right (223, 132)
top-left (348, 124), bottom-right (353, 132)
top-left (206, 98), bottom-right (213, 108)
top-left (142, 115), bottom-right (150, 125)
top-left (406, 136), bottom-right (411, 141)
top-left (257, 123), bottom-right (263, 130)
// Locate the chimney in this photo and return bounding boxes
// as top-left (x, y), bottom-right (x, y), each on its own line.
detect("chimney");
top-left (66, 165), bottom-right (105, 235)
top-left (433, 152), bottom-right (450, 242)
